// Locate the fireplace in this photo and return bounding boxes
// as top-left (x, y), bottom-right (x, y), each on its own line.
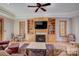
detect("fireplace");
top-left (36, 34), bottom-right (45, 42)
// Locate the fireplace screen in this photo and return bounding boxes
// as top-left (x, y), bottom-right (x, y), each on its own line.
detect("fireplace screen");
top-left (36, 35), bottom-right (45, 42)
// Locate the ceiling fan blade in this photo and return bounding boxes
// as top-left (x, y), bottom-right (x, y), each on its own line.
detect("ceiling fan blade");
top-left (42, 3), bottom-right (51, 6)
top-left (28, 6), bottom-right (37, 7)
top-left (41, 8), bottom-right (46, 11)
top-left (35, 7), bottom-right (39, 12)
top-left (37, 3), bottom-right (41, 6)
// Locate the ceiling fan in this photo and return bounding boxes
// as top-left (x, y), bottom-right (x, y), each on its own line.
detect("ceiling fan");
top-left (28, 3), bottom-right (51, 12)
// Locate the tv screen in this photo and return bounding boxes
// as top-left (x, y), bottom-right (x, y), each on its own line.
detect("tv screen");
top-left (35, 21), bottom-right (47, 29)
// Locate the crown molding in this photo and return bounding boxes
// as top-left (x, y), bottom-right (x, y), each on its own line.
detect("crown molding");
top-left (0, 5), bottom-right (15, 19)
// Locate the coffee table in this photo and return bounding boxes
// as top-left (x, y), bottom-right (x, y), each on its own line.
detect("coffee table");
top-left (26, 42), bottom-right (46, 56)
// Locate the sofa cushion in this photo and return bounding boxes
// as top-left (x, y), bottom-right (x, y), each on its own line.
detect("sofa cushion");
top-left (0, 41), bottom-right (9, 45)
top-left (6, 43), bottom-right (19, 54)
top-left (8, 47), bottom-right (19, 53)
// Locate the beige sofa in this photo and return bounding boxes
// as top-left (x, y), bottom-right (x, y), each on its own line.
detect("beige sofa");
top-left (54, 42), bottom-right (79, 56)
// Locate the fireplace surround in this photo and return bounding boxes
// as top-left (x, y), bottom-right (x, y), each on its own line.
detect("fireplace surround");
top-left (36, 33), bottom-right (46, 42)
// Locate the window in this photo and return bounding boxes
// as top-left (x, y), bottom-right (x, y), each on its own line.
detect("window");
top-left (19, 21), bottom-right (25, 34)
top-left (59, 20), bottom-right (67, 37)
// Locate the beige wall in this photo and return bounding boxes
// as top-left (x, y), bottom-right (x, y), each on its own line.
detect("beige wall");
top-left (72, 16), bottom-right (79, 42)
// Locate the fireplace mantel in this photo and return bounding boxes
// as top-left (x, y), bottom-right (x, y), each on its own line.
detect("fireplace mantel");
top-left (36, 33), bottom-right (47, 35)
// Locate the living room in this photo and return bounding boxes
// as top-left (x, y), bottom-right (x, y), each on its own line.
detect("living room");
top-left (0, 3), bottom-right (79, 56)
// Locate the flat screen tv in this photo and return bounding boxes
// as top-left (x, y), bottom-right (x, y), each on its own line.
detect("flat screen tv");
top-left (35, 21), bottom-right (47, 29)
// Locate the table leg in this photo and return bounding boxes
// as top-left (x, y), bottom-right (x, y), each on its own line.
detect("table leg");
top-left (44, 50), bottom-right (46, 56)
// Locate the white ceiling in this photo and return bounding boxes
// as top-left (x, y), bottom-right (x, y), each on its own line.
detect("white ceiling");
top-left (0, 3), bottom-right (79, 19)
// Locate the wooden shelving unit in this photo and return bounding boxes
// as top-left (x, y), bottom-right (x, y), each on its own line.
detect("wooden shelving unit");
top-left (48, 18), bottom-right (55, 34)
top-left (27, 19), bottom-right (34, 34)
top-left (48, 18), bottom-right (56, 43)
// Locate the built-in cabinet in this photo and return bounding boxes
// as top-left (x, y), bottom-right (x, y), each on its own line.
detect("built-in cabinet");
top-left (27, 17), bottom-right (56, 44)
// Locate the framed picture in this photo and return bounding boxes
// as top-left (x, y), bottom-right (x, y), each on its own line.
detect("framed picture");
top-left (59, 20), bottom-right (67, 37)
